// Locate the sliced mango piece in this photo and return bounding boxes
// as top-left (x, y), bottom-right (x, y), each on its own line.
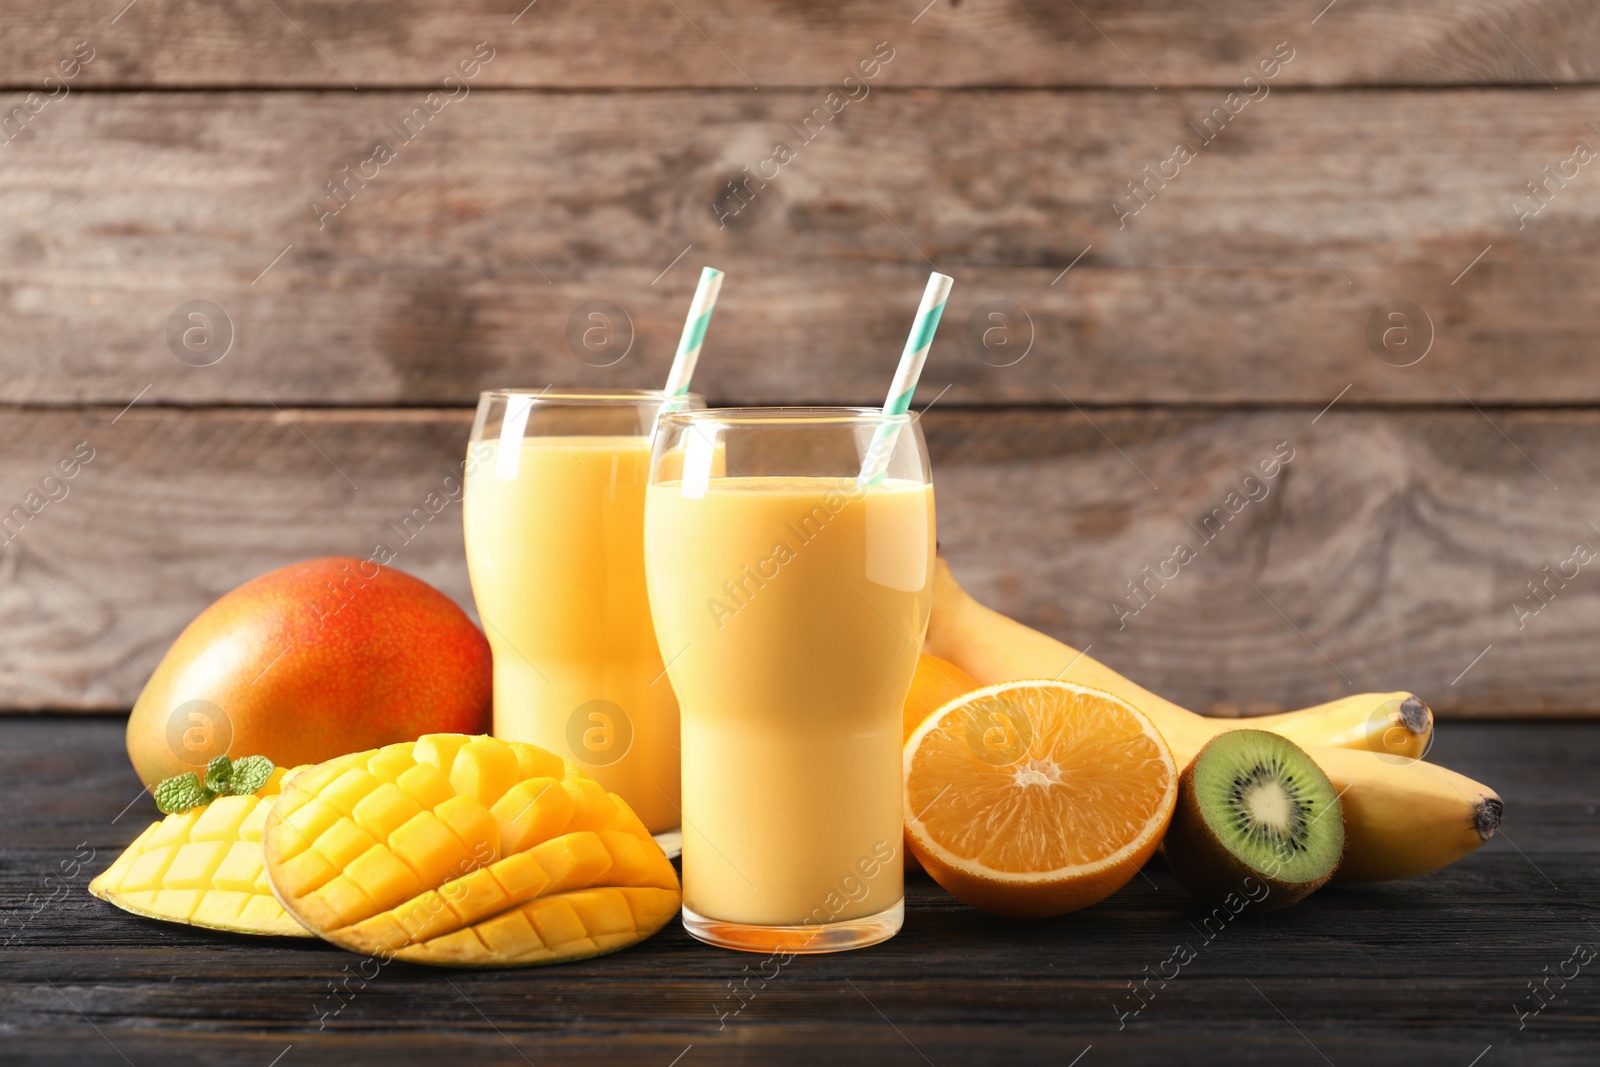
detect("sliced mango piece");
top-left (189, 795), bottom-right (254, 842)
top-left (447, 737), bottom-right (521, 806)
top-left (163, 840), bottom-right (229, 889)
top-left (263, 734), bottom-right (680, 967)
top-left (88, 766), bottom-right (312, 938)
top-left (493, 777), bottom-right (573, 854)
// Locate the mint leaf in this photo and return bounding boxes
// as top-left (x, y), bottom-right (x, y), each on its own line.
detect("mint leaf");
top-left (203, 754), bottom-right (233, 795)
top-left (154, 773), bottom-right (213, 815)
top-left (152, 754), bottom-right (274, 816)
top-left (227, 756), bottom-right (274, 797)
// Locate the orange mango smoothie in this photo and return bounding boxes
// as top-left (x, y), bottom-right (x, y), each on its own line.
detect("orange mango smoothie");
top-left (464, 435), bottom-right (679, 834)
top-left (645, 475), bottom-right (935, 926)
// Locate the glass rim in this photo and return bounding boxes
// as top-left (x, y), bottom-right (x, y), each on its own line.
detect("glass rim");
top-left (475, 387), bottom-right (702, 406)
top-left (655, 405), bottom-right (918, 428)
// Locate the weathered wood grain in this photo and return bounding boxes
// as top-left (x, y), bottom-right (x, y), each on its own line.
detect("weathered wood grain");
top-left (933, 406), bottom-right (1597, 718)
top-left (1, 404), bottom-right (1592, 715)
top-left (4, 0), bottom-right (1598, 89)
top-left (2, 89), bottom-right (1599, 406)
top-left (2, 716), bottom-right (1592, 1066)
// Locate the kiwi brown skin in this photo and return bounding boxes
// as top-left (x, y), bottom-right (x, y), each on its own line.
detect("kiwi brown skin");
top-left (1163, 737), bottom-right (1342, 912)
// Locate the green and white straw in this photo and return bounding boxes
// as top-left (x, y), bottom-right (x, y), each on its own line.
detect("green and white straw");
top-left (663, 265), bottom-right (724, 400)
top-left (858, 271), bottom-right (954, 485)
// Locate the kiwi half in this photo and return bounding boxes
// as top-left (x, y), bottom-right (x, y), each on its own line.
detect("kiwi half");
top-left (1164, 730), bottom-right (1343, 911)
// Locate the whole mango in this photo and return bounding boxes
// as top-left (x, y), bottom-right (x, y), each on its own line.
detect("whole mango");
top-left (127, 558), bottom-right (491, 786)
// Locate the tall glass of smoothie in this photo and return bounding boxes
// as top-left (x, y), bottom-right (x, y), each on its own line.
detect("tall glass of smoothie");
top-left (644, 407), bottom-right (935, 952)
top-left (464, 388), bottom-right (701, 849)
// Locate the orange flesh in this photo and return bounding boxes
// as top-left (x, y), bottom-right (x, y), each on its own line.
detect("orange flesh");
top-left (908, 685), bottom-right (1174, 875)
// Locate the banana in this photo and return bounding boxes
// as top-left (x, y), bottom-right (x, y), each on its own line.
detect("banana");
top-left (1307, 745), bottom-right (1502, 882)
top-left (924, 557), bottom-right (1432, 767)
top-left (1250, 692), bottom-right (1433, 762)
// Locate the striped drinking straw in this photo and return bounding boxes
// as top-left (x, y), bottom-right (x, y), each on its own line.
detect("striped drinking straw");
top-left (662, 266), bottom-right (724, 404)
top-left (858, 271), bottom-right (954, 485)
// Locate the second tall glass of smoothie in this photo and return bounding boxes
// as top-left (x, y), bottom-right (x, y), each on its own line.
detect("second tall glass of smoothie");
top-left (644, 408), bottom-right (936, 952)
top-left (463, 388), bottom-right (700, 844)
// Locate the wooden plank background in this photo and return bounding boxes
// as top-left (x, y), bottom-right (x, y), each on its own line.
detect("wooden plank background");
top-left (5, 0), bottom-right (1599, 88)
top-left (1, 1), bottom-right (1595, 715)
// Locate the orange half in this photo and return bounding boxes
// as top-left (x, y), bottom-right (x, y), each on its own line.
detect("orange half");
top-left (904, 680), bottom-right (1177, 918)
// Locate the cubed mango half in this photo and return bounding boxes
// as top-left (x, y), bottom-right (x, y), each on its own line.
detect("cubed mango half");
top-left (262, 734), bottom-right (679, 967)
top-left (88, 766), bottom-right (312, 938)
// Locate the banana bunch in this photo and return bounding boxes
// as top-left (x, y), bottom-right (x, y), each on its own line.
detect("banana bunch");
top-left (924, 559), bottom-right (1501, 883)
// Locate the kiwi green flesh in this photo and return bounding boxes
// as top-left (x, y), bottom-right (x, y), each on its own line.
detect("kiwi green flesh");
top-left (1167, 730), bottom-right (1343, 908)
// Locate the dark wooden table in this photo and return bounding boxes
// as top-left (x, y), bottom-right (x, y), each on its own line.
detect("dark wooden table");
top-left (3, 716), bottom-right (1594, 1066)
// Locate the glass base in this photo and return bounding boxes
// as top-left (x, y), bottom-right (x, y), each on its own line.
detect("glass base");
top-left (652, 828), bottom-right (682, 860)
top-left (682, 898), bottom-right (903, 954)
